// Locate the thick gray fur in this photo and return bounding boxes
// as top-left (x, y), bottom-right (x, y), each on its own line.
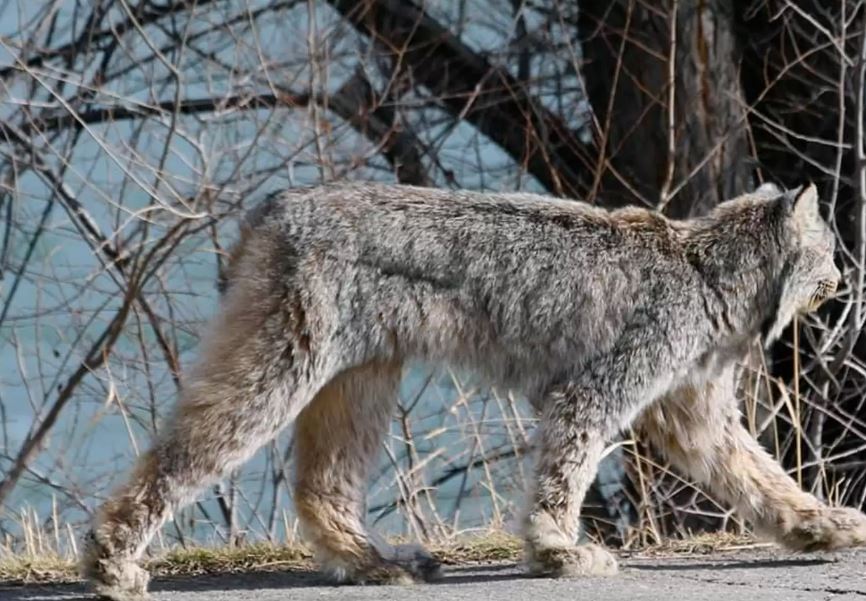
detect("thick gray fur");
top-left (82, 182), bottom-right (864, 600)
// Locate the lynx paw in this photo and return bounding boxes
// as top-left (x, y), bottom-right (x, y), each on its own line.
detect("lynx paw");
top-left (81, 532), bottom-right (150, 601)
top-left (781, 506), bottom-right (866, 551)
top-left (351, 561), bottom-right (418, 585)
top-left (84, 557), bottom-right (150, 601)
top-left (325, 544), bottom-right (441, 585)
top-left (527, 543), bottom-right (618, 578)
top-left (382, 543), bottom-right (442, 582)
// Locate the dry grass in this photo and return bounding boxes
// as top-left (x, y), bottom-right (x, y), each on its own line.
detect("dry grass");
top-left (148, 543), bottom-right (312, 577)
top-left (0, 543), bottom-right (315, 586)
top-left (431, 531), bottom-right (524, 564)
top-left (0, 530), bottom-right (771, 586)
top-left (625, 531), bottom-right (767, 557)
top-left (0, 552), bottom-right (76, 585)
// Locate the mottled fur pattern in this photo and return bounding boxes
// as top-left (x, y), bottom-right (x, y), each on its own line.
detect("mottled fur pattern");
top-left (83, 182), bottom-right (865, 600)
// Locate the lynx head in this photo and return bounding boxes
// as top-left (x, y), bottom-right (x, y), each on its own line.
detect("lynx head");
top-left (765, 183), bottom-right (841, 343)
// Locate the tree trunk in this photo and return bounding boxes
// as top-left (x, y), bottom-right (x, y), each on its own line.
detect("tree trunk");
top-left (578, 0), bottom-right (752, 217)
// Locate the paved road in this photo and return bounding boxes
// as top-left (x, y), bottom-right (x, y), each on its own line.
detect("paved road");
top-left (4, 547), bottom-right (866, 601)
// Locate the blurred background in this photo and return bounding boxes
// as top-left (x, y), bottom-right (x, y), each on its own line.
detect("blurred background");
top-left (1, 0), bottom-right (865, 561)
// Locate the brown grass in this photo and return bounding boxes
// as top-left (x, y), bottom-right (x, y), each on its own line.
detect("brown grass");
top-left (0, 530), bottom-right (768, 586)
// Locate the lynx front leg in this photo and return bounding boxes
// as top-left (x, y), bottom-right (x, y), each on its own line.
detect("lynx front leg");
top-left (522, 388), bottom-right (618, 578)
top-left (638, 368), bottom-right (866, 551)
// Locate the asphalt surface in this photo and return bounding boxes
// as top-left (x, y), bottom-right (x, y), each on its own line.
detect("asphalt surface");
top-left (3, 547), bottom-right (866, 601)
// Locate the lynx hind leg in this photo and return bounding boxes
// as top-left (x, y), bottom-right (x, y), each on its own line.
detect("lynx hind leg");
top-left (522, 391), bottom-right (618, 578)
top-left (82, 292), bottom-right (318, 600)
top-left (638, 374), bottom-right (866, 552)
top-left (294, 361), bottom-right (440, 585)
top-left (82, 384), bottom-right (305, 601)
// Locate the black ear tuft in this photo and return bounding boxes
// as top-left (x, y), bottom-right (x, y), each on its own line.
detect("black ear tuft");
top-left (792, 182), bottom-right (818, 207)
top-left (793, 182), bottom-right (819, 220)
top-left (779, 186), bottom-right (801, 212)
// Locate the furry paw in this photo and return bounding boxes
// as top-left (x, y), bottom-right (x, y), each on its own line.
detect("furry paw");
top-left (85, 558), bottom-right (150, 601)
top-left (781, 506), bottom-right (866, 551)
top-left (527, 543), bottom-right (618, 578)
top-left (81, 531), bottom-right (150, 601)
top-left (324, 544), bottom-right (441, 585)
top-left (351, 561), bottom-right (418, 585)
top-left (384, 543), bottom-right (442, 582)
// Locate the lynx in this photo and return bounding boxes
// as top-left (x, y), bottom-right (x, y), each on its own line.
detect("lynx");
top-left (83, 181), bottom-right (866, 600)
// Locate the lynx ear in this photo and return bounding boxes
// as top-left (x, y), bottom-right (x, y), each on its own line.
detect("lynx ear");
top-left (793, 182), bottom-right (820, 224)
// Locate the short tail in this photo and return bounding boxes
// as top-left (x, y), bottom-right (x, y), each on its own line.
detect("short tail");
top-left (217, 191), bottom-right (284, 295)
